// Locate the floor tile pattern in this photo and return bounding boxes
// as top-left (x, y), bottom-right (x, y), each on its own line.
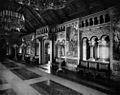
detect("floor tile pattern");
top-left (11, 68), bottom-right (41, 80)
top-left (0, 59), bottom-right (109, 95)
top-left (31, 80), bottom-right (83, 95)
top-left (2, 62), bottom-right (18, 68)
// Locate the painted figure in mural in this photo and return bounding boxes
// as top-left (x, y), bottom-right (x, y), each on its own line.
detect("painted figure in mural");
top-left (114, 19), bottom-right (120, 48)
top-left (56, 32), bottom-right (65, 58)
top-left (66, 26), bottom-right (78, 57)
top-left (113, 18), bottom-right (120, 60)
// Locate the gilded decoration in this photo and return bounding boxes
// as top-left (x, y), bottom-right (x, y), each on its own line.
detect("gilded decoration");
top-left (66, 26), bottom-right (78, 57)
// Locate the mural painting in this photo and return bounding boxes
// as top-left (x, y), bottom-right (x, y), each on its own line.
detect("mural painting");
top-left (25, 39), bottom-right (35, 58)
top-left (66, 26), bottom-right (78, 57)
top-left (112, 10), bottom-right (120, 61)
top-left (112, 7), bottom-right (120, 77)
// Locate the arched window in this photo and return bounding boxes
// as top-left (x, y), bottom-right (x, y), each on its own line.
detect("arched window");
top-left (99, 36), bottom-right (110, 61)
top-left (82, 38), bottom-right (89, 60)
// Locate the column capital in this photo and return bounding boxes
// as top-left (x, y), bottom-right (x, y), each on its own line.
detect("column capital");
top-left (88, 40), bottom-right (95, 46)
top-left (98, 40), bottom-right (109, 46)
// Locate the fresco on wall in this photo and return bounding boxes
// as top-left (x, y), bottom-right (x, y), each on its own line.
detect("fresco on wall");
top-left (112, 10), bottom-right (120, 61)
top-left (25, 40), bottom-right (35, 57)
top-left (113, 27), bottom-right (120, 60)
top-left (56, 31), bottom-right (65, 58)
top-left (66, 26), bottom-right (78, 57)
top-left (109, 7), bottom-right (120, 78)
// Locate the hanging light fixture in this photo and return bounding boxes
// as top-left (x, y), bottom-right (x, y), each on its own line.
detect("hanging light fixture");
top-left (0, 10), bottom-right (25, 32)
top-left (17, 0), bottom-right (67, 11)
top-left (0, 0), bottom-right (25, 32)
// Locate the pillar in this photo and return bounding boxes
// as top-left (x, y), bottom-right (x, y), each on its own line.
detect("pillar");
top-left (88, 41), bottom-right (95, 61)
top-left (38, 38), bottom-right (42, 64)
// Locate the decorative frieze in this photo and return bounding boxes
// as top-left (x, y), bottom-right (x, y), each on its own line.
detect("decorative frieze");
top-left (36, 26), bottom-right (49, 38)
top-left (53, 24), bottom-right (65, 33)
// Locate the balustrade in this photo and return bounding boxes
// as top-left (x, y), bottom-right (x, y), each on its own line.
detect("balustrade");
top-left (80, 12), bottom-right (110, 28)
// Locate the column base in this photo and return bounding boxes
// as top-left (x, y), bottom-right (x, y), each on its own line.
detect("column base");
top-left (88, 58), bottom-right (95, 61)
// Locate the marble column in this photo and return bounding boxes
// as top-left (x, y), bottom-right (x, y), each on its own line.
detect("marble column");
top-left (83, 39), bottom-right (87, 60)
top-left (88, 41), bottom-right (95, 61)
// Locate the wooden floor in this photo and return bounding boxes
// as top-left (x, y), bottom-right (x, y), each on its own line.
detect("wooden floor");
top-left (0, 59), bottom-right (109, 95)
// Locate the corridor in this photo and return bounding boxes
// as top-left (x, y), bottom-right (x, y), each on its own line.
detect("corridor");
top-left (0, 59), bottom-right (108, 95)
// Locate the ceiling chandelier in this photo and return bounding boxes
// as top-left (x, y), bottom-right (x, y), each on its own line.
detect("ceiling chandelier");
top-left (0, 10), bottom-right (25, 32)
top-left (17, 0), bottom-right (67, 11)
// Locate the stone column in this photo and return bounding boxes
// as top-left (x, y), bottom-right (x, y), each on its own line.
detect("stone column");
top-left (88, 41), bottom-right (95, 61)
top-left (83, 39), bottom-right (87, 60)
top-left (38, 38), bottom-right (42, 64)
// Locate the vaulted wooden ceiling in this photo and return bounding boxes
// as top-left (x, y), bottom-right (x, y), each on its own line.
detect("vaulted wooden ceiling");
top-left (0, 0), bottom-right (120, 44)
